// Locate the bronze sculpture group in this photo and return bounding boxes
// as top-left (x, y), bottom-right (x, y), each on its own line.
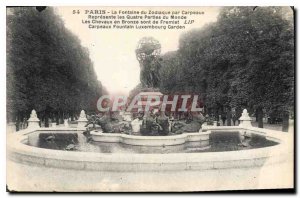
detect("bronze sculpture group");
top-left (84, 37), bottom-right (206, 136)
top-left (84, 109), bottom-right (205, 136)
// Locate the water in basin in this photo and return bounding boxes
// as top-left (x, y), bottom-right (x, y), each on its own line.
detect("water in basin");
top-left (27, 131), bottom-right (278, 154)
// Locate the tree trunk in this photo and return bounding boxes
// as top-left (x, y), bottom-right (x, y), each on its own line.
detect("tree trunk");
top-left (257, 107), bottom-right (263, 128)
top-left (226, 117), bottom-right (231, 126)
top-left (55, 112), bottom-right (59, 125)
top-left (282, 111), bottom-right (289, 132)
top-left (71, 112), bottom-right (75, 121)
top-left (60, 112), bottom-right (63, 124)
top-left (16, 112), bottom-right (20, 131)
top-left (45, 110), bottom-right (49, 128)
top-left (255, 110), bottom-right (258, 122)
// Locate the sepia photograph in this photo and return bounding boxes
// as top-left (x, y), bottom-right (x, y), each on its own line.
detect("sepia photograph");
top-left (5, 5), bottom-right (295, 192)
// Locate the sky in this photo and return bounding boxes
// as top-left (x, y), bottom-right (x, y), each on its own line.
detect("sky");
top-left (56, 7), bottom-right (220, 96)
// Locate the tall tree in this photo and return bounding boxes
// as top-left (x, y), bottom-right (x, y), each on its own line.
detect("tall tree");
top-left (159, 6), bottom-right (294, 130)
top-left (7, 7), bottom-right (104, 127)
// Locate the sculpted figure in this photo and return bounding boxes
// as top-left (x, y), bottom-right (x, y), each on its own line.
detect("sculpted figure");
top-left (171, 112), bottom-right (205, 133)
top-left (85, 112), bottom-right (131, 133)
top-left (136, 37), bottom-right (161, 88)
top-left (140, 111), bottom-right (161, 136)
top-left (156, 110), bottom-right (169, 136)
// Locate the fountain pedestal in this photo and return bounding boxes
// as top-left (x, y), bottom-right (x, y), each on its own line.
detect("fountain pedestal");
top-left (239, 109), bottom-right (252, 127)
top-left (136, 91), bottom-right (163, 111)
top-left (77, 110), bottom-right (88, 128)
top-left (64, 119), bottom-right (69, 128)
top-left (27, 110), bottom-right (40, 129)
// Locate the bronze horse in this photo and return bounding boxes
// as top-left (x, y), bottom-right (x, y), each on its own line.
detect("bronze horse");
top-left (85, 113), bottom-right (131, 133)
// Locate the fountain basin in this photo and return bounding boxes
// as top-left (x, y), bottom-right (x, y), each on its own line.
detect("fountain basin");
top-left (7, 125), bottom-right (292, 172)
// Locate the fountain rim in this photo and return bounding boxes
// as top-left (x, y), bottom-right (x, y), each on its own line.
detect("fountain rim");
top-left (89, 130), bottom-right (210, 146)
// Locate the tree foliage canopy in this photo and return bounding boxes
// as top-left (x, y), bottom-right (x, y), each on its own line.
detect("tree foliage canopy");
top-left (159, 7), bottom-right (294, 118)
top-left (7, 7), bottom-right (104, 122)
